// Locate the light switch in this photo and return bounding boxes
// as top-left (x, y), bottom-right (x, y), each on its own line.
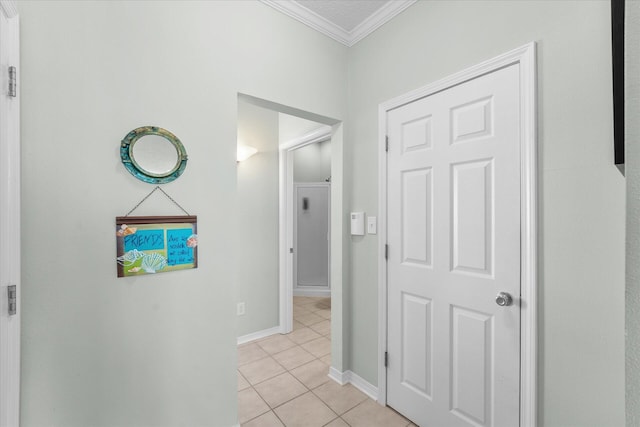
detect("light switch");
top-left (367, 216), bottom-right (377, 235)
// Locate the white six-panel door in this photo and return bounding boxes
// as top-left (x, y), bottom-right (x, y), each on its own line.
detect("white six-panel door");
top-left (386, 64), bottom-right (521, 427)
top-left (0, 2), bottom-right (19, 426)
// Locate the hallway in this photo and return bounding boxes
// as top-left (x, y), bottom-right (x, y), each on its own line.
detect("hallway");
top-left (238, 297), bottom-right (414, 426)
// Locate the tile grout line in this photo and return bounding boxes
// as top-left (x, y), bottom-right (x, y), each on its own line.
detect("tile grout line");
top-left (240, 297), bottom-right (333, 426)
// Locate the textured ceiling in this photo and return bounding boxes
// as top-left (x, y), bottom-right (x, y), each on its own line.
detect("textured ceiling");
top-left (292, 0), bottom-right (390, 31)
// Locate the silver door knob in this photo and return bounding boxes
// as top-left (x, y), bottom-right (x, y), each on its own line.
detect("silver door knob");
top-left (496, 292), bottom-right (513, 307)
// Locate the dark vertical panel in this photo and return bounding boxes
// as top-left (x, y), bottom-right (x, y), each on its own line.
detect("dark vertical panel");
top-left (612, 0), bottom-right (625, 165)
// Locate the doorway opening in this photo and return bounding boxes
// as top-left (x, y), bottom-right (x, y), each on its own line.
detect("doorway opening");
top-left (236, 94), bottom-right (346, 424)
top-left (291, 139), bottom-right (332, 299)
top-left (281, 115), bottom-right (333, 367)
top-left (284, 127), bottom-right (333, 380)
top-left (235, 93), bottom-right (341, 338)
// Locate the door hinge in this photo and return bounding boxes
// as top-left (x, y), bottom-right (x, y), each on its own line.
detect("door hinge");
top-left (385, 244), bottom-right (388, 260)
top-left (289, 247), bottom-right (294, 254)
top-left (385, 136), bottom-right (389, 152)
top-left (8, 285), bottom-right (16, 315)
top-left (384, 351), bottom-right (389, 367)
top-left (8, 66), bottom-right (16, 98)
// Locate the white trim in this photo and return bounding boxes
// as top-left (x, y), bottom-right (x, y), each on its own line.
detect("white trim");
top-left (278, 142), bottom-right (292, 333)
top-left (237, 326), bottom-right (281, 346)
top-left (262, 0), bottom-right (350, 45)
top-left (377, 100), bottom-right (388, 405)
top-left (0, 4), bottom-right (19, 426)
top-left (377, 42), bottom-right (537, 426)
top-left (279, 128), bottom-right (332, 335)
top-left (328, 369), bottom-right (379, 401)
top-left (0, 1), bottom-right (17, 19)
top-left (260, 0), bottom-right (416, 47)
top-left (328, 366), bottom-right (347, 385)
top-left (349, 0), bottom-right (416, 46)
top-left (292, 289), bottom-right (331, 297)
top-left (518, 41), bottom-right (538, 427)
top-left (280, 126), bottom-right (331, 151)
top-left (348, 371), bottom-right (378, 401)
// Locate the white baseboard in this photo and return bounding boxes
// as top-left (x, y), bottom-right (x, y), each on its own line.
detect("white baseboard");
top-left (237, 326), bottom-right (281, 345)
top-left (293, 288), bottom-right (331, 297)
top-left (328, 366), bottom-right (347, 385)
top-left (347, 370), bottom-right (379, 401)
top-left (327, 368), bottom-right (378, 401)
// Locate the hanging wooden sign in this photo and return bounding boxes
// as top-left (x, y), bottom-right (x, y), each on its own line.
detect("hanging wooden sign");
top-left (116, 216), bottom-right (198, 278)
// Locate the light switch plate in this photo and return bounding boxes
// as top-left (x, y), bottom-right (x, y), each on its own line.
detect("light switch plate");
top-left (367, 216), bottom-right (377, 235)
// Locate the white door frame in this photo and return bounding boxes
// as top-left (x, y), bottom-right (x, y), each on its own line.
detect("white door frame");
top-left (279, 127), bottom-right (332, 333)
top-left (377, 42), bottom-right (537, 426)
top-left (293, 182), bottom-right (331, 297)
top-left (0, 1), bottom-right (20, 426)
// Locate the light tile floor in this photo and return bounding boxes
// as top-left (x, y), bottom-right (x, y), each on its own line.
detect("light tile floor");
top-left (238, 296), bottom-right (415, 427)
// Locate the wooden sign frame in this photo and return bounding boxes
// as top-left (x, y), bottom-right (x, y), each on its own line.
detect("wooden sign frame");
top-left (116, 216), bottom-right (198, 278)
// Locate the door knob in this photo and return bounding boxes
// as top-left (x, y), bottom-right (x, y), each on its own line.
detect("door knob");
top-left (496, 292), bottom-right (513, 307)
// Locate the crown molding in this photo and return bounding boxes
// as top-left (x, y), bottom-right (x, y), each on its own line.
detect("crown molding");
top-left (0, 0), bottom-right (18, 19)
top-left (261, 0), bottom-right (416, 47)
top-left (350, 0), bottom-right (416, 45)
top-left (262, 0), bottom-right (350, 45)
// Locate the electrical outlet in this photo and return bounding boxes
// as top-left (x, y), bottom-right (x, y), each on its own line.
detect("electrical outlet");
top-left (237, 302), bottom-right (246, 316)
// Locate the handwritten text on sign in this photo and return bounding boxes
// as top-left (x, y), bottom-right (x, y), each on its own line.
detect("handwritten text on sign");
top-left (167, 228), bottom-right (194, 265)
top-left (124, 230), bottom-right (164, 251)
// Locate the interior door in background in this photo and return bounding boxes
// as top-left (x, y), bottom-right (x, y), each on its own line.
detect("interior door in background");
top-left (294, 183), bottom-right (330, 295)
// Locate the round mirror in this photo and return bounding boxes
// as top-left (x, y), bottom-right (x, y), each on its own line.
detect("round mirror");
top-left (131, 135), bottom-right (180, 176)
top-left (120, 126), bottom-right (188, 184)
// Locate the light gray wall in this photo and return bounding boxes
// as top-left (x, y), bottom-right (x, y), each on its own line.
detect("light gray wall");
top-left (237, 100), bottom-right (279, 337)
top-left (346, 1), bottom-right (625, 426)
top-left (18, 1), bottom-right (347, 426)
top-left (627, 1), bottom-right (640, 425)
top-left (17, 1), bottom-right (628, 425)
top-left (294, 140), bottom-right (332, 182)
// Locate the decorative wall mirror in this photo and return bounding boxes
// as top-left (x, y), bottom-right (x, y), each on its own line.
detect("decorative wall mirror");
top-left (120, 126), bottom-right (188, 184)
